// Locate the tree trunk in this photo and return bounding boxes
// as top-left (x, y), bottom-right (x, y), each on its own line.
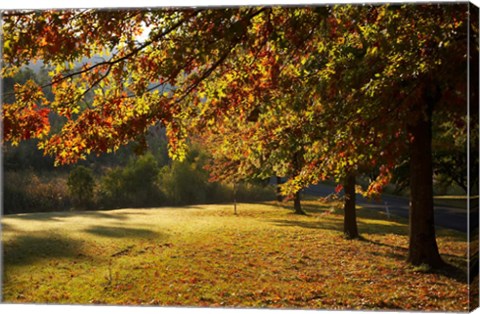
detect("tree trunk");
top-left (407, 95), bottom-right (444, 268)
top-left (293, 191), bottom-right (306, 215)
top-left (343, 173), bottom-right (359, 239)
top-left (291, 151), bottom-right (306, 215)
top-left (276, 176), bottom-right (283, 202)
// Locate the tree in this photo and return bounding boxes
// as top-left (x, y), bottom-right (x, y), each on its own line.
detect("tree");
top-left (2, 4), bottom-right (472, 267)
top-left (432, 114), bottom-right (478, 194)
top-left (199, 96), bottom-right (315, 215)
top-left (67, 165), bottom-right (95, 209)
top-left (283, 4), bottom-right (468, 265)
top-left (391, 113), bottom-right (478, 196)
top-left (98, 152), bottom-right (162, 208)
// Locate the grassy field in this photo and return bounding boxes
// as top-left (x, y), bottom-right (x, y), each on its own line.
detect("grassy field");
top-left (1, 199), bottom-right (469, 310)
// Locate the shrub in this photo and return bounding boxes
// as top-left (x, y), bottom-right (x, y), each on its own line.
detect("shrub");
top-left (67, 166), bottom-right (95, 210)
top-left (4, 171), bottom-right (70, 214)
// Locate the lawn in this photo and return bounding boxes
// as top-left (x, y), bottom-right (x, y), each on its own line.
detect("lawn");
top-left (1, 199), bottom-right (469, 310)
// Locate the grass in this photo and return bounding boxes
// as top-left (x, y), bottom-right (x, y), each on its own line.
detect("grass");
top-left (1, 199), bottom-right (469, 310)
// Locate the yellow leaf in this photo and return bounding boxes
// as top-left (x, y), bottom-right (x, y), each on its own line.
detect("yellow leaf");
top-left (369, 46), bottom-right (378, 56)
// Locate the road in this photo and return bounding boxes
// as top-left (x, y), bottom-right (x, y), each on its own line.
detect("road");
top-left (304, 183), bottom-right (476, 233)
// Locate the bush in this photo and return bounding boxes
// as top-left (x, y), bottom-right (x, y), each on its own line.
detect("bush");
top-left (67, 166), bottom-right (95, 210)
top-left (4, 171), bottom-right (70, 214)
top-left (98, 152), bottom-right (163, 208)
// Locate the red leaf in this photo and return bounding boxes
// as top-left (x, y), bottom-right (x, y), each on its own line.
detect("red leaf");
top-left (335, 184), bottom-right (343, 194)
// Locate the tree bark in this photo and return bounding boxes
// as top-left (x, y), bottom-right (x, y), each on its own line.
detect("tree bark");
top-left (291, 151), bottom-right (306, 215)
top-left (293, 191), bottom-right (306, 215)
top-left (407, 92), bottom-right (444, 268)
top-left (276, 176), bottom-right (283, 202)
top-left (343, 173), bottom-right (359, 239)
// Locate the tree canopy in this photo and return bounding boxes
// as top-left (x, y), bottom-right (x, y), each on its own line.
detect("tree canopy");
top-left (2, 4), bottom-right (468, 180)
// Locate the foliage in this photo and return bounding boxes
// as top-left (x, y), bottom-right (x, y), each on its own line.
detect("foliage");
top-left (67, 166), bottom-right (95, 209)
top-left (2, 5), bottom-right (470, 188)
top-left (157, 146), bottom-right (267, 205)
top-left (4, 143), bottom-right (274, 212)
top-left (234, 182), bottom-right (276, 203)
top-left (4, 170), bottom-right (70, 214)
top-left (432, 113), bottom-right (478, 194)
top-left (158, 159), bottom-right (211, 206)
top-left (392, 112), bottom-right (479, 196)
top-left (2, 200), bottom-right (468, 310)
top-left (98, 152), bottom-right (163, 208)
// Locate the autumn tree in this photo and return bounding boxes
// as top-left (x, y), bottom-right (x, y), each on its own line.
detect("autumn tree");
top-left (192, 7), bottom-right (381, 226)
top-left (199, 92), bottom-right (314, 216)
top-left (279, 4), bottom-right (470, 264)
top-left (2, 4), bottom-right (473, 267)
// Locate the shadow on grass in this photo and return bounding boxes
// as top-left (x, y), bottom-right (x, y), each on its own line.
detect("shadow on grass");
top-left (274, 200), bottom-right (405, 223)
top-left (431, 259), bottom-right (467, 283)
top-left (268, 210), bottom-right (467, 283)
top-left (267, 216), bottom-right (409, 237)
top-left (3, 233), bottom-right (84, 266)
top-left (273, 201), bottom-right (333, 215)
top-left (84, 225), bottom-right (161, 239)
top-left (5, 210), bottom-right (133, 222)
top-left (360, 237), bottom-right (466, 276)
top-left (1, 222), bottom-right (18, 232)
top-left (274, 199), bottom-right (467, 239)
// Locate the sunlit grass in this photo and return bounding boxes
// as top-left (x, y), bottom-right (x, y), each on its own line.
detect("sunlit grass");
top-left (1, 200), bottom-right (468, 310)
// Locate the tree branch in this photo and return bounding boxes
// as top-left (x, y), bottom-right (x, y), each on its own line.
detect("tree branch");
top-left (3, 10), bottom-right (203, 99)
top-left (169, 7), bottom-right (270, 106)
